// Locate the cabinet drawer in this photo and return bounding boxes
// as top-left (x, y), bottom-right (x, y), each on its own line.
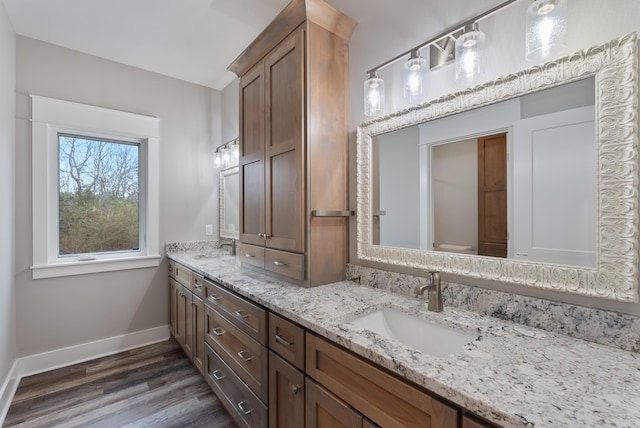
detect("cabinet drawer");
top-left (205, 305), bottom-right (268, 402)
top-left (168, 259), bottom-right (175, 278)
top-left (238, 243), bottom-right (265, 269)
top-left (205, 344), bottom-right (267, 428)
top-left (174, 262), bottom-right (192, 290)
top-left (462, 414), bottom-right (498, 428)
top-left (204, 279), bottom-right (267, 345)
top-left (306, 334), bottom-right (458, 428)
top-left (265, 249), bottom-right (304, 281)
top-left (192, 272), bottom-right (205, 299)
top-left (269, 312), bottom-right (305, 370)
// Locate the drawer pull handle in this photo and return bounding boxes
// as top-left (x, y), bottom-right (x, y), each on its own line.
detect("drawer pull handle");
top-left (275, 334), bottom-right (293, 347)
top-left (237, 350), bottom-right (254, 362)
top-left (212, 327), bottom-right (225, 336)
top-left (273, 261), bottom-right (287, 267)
top-left (235, 310), bottom-right (249, 319)
top-left (292, 384), bottom-right (301, 394)
top-left (237, 400), bottom-right (253, 415)
top-left (244, 253), bottom-right (255, 258)
top-left (212, 369), bottom-right (225, 381)
top-left (209, 294), bottom-right (222, 301)
top-left (194, 284), bottom-right (201, 289)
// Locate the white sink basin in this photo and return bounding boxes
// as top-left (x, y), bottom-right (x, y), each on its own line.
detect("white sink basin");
top-left (347, 308), bottom-right (477, 358)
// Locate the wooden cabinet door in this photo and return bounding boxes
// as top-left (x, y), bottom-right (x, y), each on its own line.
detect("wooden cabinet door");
top-left (264, 28), bottom-right (305, 253)
top-left (269, 352), bottom-right (304, 428)
top-left (169, 278), bottom-right (177, 337)
top-left (240, 62), bottom-right (266, 247)
top-left (182, 285), bottom-right (194, 358)
top-left (192, 295), bottom-right (205, 375)
top-left (306, 378), bottom-right (363, 428)
top-left (175, 284), bottom-right (187, 350)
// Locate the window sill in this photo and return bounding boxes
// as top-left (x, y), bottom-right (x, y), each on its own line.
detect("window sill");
top-left (31, 255), bottom-right (161, 279)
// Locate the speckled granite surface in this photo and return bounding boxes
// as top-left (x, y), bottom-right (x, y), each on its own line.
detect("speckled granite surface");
top-left (168, 249), bottom-right (640, 428)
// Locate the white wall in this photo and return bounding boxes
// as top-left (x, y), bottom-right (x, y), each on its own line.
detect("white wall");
top-left (0, 0), bottom-right (16, 392)
top-left (221, 78), bottom-right (239, 143)
top-left (14, 37), bottom-right (220, 357)
top-left (340, 0), bottom-right (640, 313)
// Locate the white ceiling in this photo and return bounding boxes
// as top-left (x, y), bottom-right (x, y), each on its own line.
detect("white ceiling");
top-left (2, 0), bottom-right (508, 90)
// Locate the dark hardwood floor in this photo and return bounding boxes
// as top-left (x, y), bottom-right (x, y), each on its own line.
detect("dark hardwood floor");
top-left (3, 339), bottom-right (238, 428)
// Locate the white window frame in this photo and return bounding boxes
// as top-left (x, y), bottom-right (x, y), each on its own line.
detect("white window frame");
top-left (31, 95), bottom-right (160, 279)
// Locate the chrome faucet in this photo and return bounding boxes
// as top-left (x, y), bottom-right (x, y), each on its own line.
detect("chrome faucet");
top-left (414, 271), bottom-right (443, 312)
top-left (219, 239), bottom-right (236, 256)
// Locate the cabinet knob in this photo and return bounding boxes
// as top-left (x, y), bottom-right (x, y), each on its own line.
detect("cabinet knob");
top-left (292, 384), bottom-right (301, 394)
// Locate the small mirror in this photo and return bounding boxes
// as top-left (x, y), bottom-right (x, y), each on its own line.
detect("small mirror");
top-left (220, 166), bottom-right (239, 240)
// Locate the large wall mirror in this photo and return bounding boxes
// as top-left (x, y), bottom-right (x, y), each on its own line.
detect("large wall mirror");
top-left (219, 166), bottom-right (239, 240)
top-left (357, 33), bottom-right (639, 302)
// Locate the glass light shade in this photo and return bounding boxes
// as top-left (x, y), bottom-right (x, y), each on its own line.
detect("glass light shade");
top-left (525, 0), bottom-right (568, 62)
top-left (214, 151), bottom-right (222, 168)
top-left (221, 147), bottom-right (230, 168)
top-left (403, 52), bottom-right (428, 105)
top-left (231, 142), bottom-right (240, 164)
top-left (364, 72), bottom-right (385, 117)
top-left (455, 26), bottom-right (486, 87)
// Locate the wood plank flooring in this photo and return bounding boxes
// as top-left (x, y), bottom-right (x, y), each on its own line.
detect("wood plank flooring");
top-left (3, 339), bottom-right (238, 428)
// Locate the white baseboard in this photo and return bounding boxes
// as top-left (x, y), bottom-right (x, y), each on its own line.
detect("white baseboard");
top-left (18, 325), bottom-right (170, 378)
top-left (0, 360), bottom-right (20, 426)
top-left (0, 325), bottom-right (170, 426)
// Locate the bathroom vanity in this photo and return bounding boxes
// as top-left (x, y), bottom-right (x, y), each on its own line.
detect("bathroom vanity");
top-left (166, 246), bottom-right (640, 427)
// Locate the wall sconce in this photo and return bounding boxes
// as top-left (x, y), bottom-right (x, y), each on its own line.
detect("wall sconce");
top-left (403, 49), bottom-right (428, 106)
top-left (364, 70), bottom-right (385, 117)
top-left (215, 138), bottom-right (239, 169)
top-left (455, 23), bottom-right (486, 86)
top-left (525, 0), bottom-right (567, 61)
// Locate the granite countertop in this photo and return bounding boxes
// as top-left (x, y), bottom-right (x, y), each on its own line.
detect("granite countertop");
top-left (168, 249), bottom-right (640, 428)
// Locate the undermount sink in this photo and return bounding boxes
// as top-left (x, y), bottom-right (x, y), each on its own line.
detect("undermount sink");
top-left (347, 308), bottom-right (477, 358)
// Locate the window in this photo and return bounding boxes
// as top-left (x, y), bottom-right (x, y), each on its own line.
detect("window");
top-left (31, 96), bottom-right (160, 279)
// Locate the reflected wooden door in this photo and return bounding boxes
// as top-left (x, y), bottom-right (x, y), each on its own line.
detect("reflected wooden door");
top-left (477, 133), bottom-right (507, 257)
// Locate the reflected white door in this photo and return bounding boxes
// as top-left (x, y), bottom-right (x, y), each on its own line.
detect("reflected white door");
top-left (512, 105), bottom-right (596, 267)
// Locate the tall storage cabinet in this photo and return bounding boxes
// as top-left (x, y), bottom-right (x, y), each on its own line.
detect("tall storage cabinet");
top-left (229, 0), bottom-right (356, 287)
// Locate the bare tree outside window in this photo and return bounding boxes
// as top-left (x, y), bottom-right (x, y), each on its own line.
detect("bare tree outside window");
top-left (58, 134), bottom-right (140, 256)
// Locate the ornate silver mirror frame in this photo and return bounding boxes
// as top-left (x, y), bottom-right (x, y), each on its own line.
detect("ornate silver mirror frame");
top-left (356, 33), bottom-right (639, 302)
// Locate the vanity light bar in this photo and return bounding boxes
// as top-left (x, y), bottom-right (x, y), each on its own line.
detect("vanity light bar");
top-left (214, 138), bottom-right (239, 169)
top-left (364, 0), bottom-right (567, 116)
top-left (365, 0), bottom-right (520, 76)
